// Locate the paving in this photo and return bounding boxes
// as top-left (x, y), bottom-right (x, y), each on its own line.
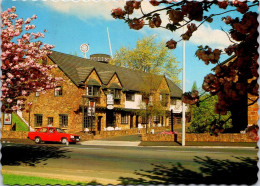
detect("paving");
top-left (80, 140), bottom-right (140, 146)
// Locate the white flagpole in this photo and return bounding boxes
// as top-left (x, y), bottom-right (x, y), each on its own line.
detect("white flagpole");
top-left (182, 36), bottom-right (186, 146)
top-left (107, 27), bottom-right (113, 58)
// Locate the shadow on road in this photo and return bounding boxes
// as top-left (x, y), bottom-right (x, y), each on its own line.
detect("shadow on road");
top-left (119, 156), bottom-right (258, 185)
top-left (2, 144), bottom-right (71, 166)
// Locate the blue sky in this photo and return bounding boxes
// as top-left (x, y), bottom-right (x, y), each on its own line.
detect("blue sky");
top-left (2, 1), bottom-right (257, 91)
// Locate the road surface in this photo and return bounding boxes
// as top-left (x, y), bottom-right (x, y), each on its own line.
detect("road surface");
top-left (2, 143), bottom-right (258, 185)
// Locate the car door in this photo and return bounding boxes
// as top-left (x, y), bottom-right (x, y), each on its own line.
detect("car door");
top-left (46, 128), bottom-right (59, 142)
top-left (37, 128), bottom-right (48, 141)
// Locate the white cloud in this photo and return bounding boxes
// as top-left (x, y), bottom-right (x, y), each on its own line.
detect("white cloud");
top-left (41, 0), bottom-right (126, 21)
top-left (42, 1), bottom-right (232, 49)
top-left (189, 24), bottom-right (233, 49)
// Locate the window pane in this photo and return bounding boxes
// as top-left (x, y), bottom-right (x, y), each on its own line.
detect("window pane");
top-left (84, 114), bottom-right (95, 128)
top-left (121, 113), bottom-right (128, 124)
top-left (34, 114), bottom-right (42, 127)
top-left (59, 114), bottom-right (68, 128)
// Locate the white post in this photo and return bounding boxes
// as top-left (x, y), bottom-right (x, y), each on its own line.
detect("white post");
top-left (107, 27), bottom-right (113, 58)
top-left (182, 38), bottom-right (186, 146)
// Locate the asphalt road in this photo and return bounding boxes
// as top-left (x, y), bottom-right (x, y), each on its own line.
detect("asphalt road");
top-left (2, 143), bottom-right (258, 185)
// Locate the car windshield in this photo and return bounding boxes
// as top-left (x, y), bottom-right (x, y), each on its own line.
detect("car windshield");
top-left (56, 128), bottom-right (66, 133)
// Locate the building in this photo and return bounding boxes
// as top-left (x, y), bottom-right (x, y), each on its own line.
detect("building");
top-left (20, 51), bottom-right (184, 133)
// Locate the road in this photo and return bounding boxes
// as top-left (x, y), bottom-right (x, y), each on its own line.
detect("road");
top-left (2, 143), bottom-right (258, 185)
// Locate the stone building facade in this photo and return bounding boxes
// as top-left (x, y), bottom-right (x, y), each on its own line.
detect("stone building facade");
top-left (20, 51), bottom-right (183, 133)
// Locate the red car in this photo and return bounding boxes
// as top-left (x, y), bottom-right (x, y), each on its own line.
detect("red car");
top-left (27, 127), bottom-right (80, 144)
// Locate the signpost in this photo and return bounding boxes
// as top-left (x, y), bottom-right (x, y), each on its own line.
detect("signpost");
top-left (107, 93), bottom-right (114, 110)
top-left (80, 43), bottom-right (89, 58)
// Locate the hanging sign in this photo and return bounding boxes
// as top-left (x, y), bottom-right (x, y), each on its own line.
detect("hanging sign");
top-left (107, 93), bottom-right (114, 109)
top-left (88, 101), bottom-right (95, 116)
top-left (4, 113), bottom-right (12, 125)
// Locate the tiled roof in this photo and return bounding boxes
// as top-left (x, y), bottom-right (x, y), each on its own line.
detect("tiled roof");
top-left (48, 50), bottom-right (182, 98)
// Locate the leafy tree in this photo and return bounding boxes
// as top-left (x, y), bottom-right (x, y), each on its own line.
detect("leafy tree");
top-left (110, 35), bottom-right (181, 84)
top-left (191, 81), bottom-right (198, 92)
top-left (111, 1), bottom-right (258, 132)
top-left (1, 7), bottom-right (62, 113)
top-left (188, 94), bottom-right (232, 134)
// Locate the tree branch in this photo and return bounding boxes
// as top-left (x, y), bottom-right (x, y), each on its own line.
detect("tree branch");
top-left (248, 97), bottom-right (259, 106)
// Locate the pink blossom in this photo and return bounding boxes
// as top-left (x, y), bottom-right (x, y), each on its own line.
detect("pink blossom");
top-left (22, 90), bottom-right (27, 95)
top-left (7, 98), bottom-right (13, 103)
top-left (11, 105), bottom-right (19, 111)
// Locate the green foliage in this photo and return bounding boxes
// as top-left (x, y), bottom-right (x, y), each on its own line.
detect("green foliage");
top-left (188, 94), bottom-right (232, 133)
top-left (12, 113), bottom-right (29, 131)
top-left (110, 35), bottom-right (181, 85)
top-left (3, 174), bottom-right (99, 185)
top-left (191, 81), bottom-right (198, 91)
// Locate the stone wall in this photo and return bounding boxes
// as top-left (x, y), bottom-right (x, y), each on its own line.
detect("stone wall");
top-left (2, 131), bottom-right (29, 139)
top-left (142, 133), bottom-right (257, 142)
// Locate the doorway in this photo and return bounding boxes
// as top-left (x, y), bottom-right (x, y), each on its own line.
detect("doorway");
top-left (98, 116), bottom-right (102, 131)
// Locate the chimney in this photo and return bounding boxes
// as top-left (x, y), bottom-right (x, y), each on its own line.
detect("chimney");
top-left (90, 54), bottom-right (111, 64)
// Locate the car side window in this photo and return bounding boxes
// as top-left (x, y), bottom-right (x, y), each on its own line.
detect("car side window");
top-left (39, 128), bottom-right (47, 133)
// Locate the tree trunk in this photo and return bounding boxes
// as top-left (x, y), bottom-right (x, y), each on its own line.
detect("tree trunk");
top-left (230, 94), bottom-right (248, 133)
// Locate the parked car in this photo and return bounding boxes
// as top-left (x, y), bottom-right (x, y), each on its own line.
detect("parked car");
top-left (27, 127), bottom-right (80, 144)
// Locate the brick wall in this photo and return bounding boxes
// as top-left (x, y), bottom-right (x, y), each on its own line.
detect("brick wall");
top-left (248, 94), bottom-right (259, 126)
top-left (142, 133), bottom-right (257, 142)
top-left (1, 131), bottom-right (29, 139)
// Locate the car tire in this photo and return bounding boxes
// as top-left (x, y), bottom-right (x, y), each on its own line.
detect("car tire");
top-left (61, 138), bottom-right (68, 144)
top-left (35, 137), bottom-right (41, 144)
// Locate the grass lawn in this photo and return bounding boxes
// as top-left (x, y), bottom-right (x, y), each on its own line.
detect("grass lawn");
top-left (12, 113), bottom-right (29, 131)
top-left (3, 174), bottom-right (100, 185)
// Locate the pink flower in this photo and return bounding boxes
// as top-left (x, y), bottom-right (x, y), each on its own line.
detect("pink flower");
top-left (11, 105), bottom-right (19, 111)
top-left (22, 90), bottom-right (27, 95)
top-left (7, 98), bottom-right (13, 103)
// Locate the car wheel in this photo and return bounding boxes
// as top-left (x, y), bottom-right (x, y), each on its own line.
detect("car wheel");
top-left (61, 138), bottom-right (68, 144)
top-left (35, 137), bottom-right (41, 144)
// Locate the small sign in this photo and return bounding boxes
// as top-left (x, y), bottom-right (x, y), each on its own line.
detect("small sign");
top-left (4, 113), bottom-right (12, 125)
top-left (80, 44), bottom-right (89, 53)
top-left (107, 105), bottom-right (114, 110)
top-left (107, 94), bottom-right (114, 105)
top-left (88, 101), bottom-right (95, 116)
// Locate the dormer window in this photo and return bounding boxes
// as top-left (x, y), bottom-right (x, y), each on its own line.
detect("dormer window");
top-left (108, 83), bottom-right (122, 100)
top-left (86, 79), bottom-right (101, 97)
top-left (87, 86), bottom-right (100, 97)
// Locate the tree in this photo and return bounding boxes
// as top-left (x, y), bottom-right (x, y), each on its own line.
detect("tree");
top-left (1, 7), bottom-right (62, 113)
top-left (111, 1), bottom-right (258, 132)
top-left (191, 81), bottom-right (198, 92)
top-left (188, 94), bottom-right (232, 134)
top-left (110, 35), bottom-right (181, 84)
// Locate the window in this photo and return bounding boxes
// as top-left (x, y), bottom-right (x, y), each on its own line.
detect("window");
top-left (121, 113), bottom-right (128, 124)
top-left (126, 93), bottom-right (135, 101)
top-left (141, 116), bottom-right (148, 124)
top-left (87, 86), bottom-right (100, 97)
top-left (176, 117), bottom-right (182, 125)
top-left (84, 115), bottom-right (95, 128)
top-left (171, 99), bottom-right (177, 105)
top-left (161, 94), bottom-right (169, 107)
top-left (153, 116), bottom-right (160, 124)
top-left (59, 114), bottom-right (68, 128)
top-left (38, 128), bottom-right (47, 133)
top-left (48, 117), bottom-right (53, 126)
top-left (111, 89), bottom-right (121, 99)
top-left (54, 86), bottom-right (62, 96)
top-left (34, 114), bottom-right (43, 127)
top-left (35, 92), bottom-right (39, 97)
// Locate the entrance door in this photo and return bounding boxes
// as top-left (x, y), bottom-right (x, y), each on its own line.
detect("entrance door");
top-left (135, 115), bottom-right (139, 128)
top-left (106, 110), bottom-right (115, 127)
top-left (130, 115), bottom-right (133, 128)
top-left (98, 116), bottom-right (102, 131)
